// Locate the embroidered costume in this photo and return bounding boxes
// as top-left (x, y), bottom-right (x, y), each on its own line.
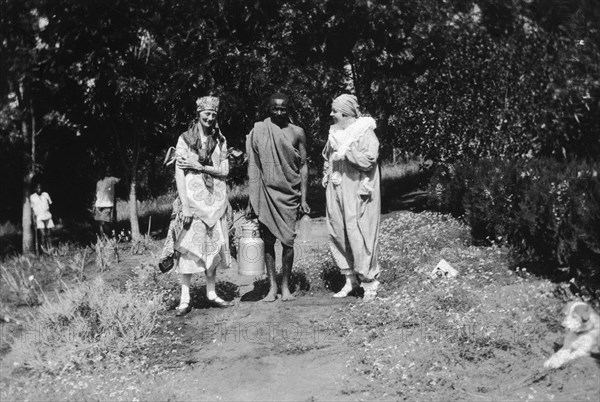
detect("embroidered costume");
top-left (174, 128), bottom-right (230, 274)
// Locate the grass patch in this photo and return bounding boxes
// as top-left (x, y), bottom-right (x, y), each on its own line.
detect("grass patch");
top-left (317, 211), bottom-right (565, 400)
top-left (10, 277), bottom-right (162, 375)
top-left (1, 243), bottom-right (94, 307)
top-left (115, 193), bottom-right (176, 222)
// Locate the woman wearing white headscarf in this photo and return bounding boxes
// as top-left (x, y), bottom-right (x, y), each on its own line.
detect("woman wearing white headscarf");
top-left (322, 94), bottom-right (381, 301)
top-left (172, 95), bottom-right (233, 316)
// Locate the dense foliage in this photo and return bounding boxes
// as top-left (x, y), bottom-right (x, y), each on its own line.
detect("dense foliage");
top-left (1, 0), bottom-right (599, 258)
top-left (2, 0), bottom-right (598, 216)
top-left (380, 1), bottom-right (600, 162)
top-left (427, 157), bottom-right (600, 294)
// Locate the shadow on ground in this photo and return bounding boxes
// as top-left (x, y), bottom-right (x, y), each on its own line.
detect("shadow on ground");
top-left (241, 271), bottom-right (312, 302)
top-left (184, 281), bottom-right (240, 309)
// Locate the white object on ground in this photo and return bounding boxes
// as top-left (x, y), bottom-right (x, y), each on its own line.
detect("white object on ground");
top-left (430, 259), bottom-right (458, 278)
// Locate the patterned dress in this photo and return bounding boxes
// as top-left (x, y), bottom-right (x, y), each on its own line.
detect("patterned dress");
top-left (174, 132), bottom-right (230, 274)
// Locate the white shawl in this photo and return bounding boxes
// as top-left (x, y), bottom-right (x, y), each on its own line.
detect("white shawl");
top-left (328, 116), bottom-right (376, 160)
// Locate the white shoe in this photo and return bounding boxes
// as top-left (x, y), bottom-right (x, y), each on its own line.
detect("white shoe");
top-left (175, 303), bottom-right (191, 316)
top-left (361, 280), bottom-right (380, 301)
top-left (333, 284), bottom-right (358, 298)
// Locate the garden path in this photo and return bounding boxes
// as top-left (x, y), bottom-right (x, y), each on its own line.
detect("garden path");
top-left (145, 218), bottom-right (366, 400)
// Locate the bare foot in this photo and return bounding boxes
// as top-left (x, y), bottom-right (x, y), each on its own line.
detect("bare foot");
top-left (261, 292), bottom-right (278, 302)
top-left (281, 290), bottom-right (296, 301)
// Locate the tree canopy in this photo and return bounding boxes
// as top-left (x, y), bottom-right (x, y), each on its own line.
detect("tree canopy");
top-left (1, 0), bottom-right (599, 227)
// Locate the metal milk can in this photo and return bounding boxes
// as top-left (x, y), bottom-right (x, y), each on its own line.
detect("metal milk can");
top-left (237, 220), bottom-right (265, 276)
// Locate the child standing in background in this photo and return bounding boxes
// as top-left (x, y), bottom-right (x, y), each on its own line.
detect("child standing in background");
top-left (30, 183), bottom-right (54, 250)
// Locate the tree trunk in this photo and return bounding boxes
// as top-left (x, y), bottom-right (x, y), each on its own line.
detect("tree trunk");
top-left (21, 115), bottom-right (34, 255)
top-left (22, 171), bottom-right (34, 255)
top-left (128, 170), bottom-right (141, 240)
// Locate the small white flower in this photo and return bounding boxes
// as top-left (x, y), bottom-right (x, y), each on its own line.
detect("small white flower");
top-left (28, 275), bottom-right (34, 281)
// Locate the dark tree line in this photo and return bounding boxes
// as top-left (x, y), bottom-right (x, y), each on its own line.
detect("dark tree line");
top-left (1, 0), bottom-right (599, 253)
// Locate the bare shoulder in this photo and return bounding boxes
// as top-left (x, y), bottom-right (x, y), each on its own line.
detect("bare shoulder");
top-left (289, 123), bottom-right (306, 139)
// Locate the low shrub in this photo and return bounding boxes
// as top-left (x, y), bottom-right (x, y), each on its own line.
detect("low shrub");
top-left (427, 157), bottom-right (600, 295)
top-left (0, 258), bottom-right (43, 307)
top-left (94, 235), bottom-right (119, 271)
top-left (378, 211), bottom-right (470, 288)
top-left (381, 162), bottom-right (432, 212)
top-left (126, 263), bottom-right (180, 309)
top-left (10, 277), bottom-right (162, 374)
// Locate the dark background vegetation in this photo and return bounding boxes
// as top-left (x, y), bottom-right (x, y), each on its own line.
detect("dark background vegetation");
top-left (1, 0), bottom-right (599, 288)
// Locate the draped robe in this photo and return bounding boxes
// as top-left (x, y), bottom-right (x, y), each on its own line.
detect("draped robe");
top-left (246, 118), bottom-right (301, 247)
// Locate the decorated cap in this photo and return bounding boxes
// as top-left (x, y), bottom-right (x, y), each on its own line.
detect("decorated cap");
top-left (196, 96), bottom-right (219, 112)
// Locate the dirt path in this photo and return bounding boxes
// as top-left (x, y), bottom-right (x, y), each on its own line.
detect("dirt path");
top-left (159, 296), bottom-right (354, 401)
top-left (146, 219), bottom-right (364, 401)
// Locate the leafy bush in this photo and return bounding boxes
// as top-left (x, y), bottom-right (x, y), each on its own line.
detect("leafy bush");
top-left (380, 162), bottom-right (432, 212)
top-left (371, 2), bottom-right (600, 164)
top-left (428, 157), bottom-right (600, 293)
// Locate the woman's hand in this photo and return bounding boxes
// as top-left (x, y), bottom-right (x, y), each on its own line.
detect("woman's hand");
top-left (176, 153), bottom-right (203, 172)
top-left (182, 204), bottom-right (193, 227)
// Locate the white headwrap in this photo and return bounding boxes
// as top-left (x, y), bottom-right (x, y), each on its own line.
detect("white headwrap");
top-left (332, 94), bottom-right (360, 118)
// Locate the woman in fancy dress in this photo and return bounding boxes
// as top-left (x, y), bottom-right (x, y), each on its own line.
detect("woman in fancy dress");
top-left (322, 94), bottom-right (382, 301)
top-left (173, 95), bottom-right (233, 316)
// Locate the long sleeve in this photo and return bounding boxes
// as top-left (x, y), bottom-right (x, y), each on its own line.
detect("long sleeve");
top-left (345, 130), bottom-right (379, 171)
